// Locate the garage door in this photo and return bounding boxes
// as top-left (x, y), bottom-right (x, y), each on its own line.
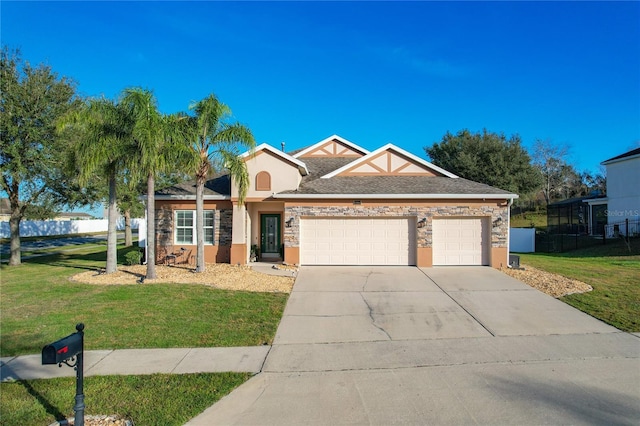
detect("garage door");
top-left (300, 218), bottom-right (415, 265)
top-left (432, 218), bottom-right (489, 266)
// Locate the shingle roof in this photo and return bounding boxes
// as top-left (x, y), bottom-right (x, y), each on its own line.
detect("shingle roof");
top-left (602, 147), bottom-right (640, 164)
top-left (156, 174), bottom-right (230, 197)
top-left (279, 176), bottom-right (514, 196)
top-left (298, 157), bottom-right (357, 185)
top-left (156, 147), bottom-right (517, 199)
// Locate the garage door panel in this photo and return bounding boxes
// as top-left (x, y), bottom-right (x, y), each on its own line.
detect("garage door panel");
top-left (301, 218), bottom-right (415, 265)
top-left (433, 218), bottom-right (489, 266)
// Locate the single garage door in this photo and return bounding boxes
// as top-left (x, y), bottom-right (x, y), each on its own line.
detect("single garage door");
top-left (300, 217), bottom-right (415, 265)
top-left (432, 217), bottom-right (489, 266)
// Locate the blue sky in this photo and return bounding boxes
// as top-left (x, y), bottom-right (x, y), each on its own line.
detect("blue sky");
top-left (3, 1), bottom-right (639, 216)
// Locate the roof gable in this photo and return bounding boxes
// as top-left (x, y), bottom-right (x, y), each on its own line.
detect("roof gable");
top-left (322, 144), bottom-right (458, 179)
top-left (293, 135), bottom-right (369, 159)
top-left (241, 143), bottom-right (309, 175)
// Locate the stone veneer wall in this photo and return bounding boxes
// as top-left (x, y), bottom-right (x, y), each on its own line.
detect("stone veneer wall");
top-left (156, 204), bottom-right (173, 248)
top-left (284, 205), bottom-right (509, 248)
top-left (218, 209), bottom-right (233, 246)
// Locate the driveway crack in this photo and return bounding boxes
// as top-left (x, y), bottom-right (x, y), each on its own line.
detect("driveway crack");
top-left (360, 292), bottom-right (392, 341)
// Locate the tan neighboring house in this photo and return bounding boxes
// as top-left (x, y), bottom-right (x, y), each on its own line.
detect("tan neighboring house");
top-left (0, 198), bottom-right (10, 221)
top-left (154, 135), bottom-right (518, 269)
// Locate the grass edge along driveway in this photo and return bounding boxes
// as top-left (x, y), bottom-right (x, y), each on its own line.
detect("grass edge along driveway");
top-left (518, 238), bottom-right (640, 333)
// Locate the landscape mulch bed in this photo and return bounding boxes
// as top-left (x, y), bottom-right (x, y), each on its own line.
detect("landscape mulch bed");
top-left (501, 264), bottom-right (592, 298)
top-left (69, 262), bottom-right (591, 299)
top-left (70, 263), bottom-right (295, 293)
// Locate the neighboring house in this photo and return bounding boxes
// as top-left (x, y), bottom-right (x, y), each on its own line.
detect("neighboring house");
top-left (0, 198), bottom-right (10, 221)
top-left (53, 212), bottom-right (95, 220)
top-left (548, 194), bottom-right (607, 236)
top-left (155, 135), bottom-right (518, 269)
top-left (586, 147), bottom-right (640, 237)
top-left (0, 198), bottom-right (94, 221)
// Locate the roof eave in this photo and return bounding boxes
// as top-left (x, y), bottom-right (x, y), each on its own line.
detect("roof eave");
top-left (154, 195), bottom-right (230, 201)
top-left (272, 193), bottom-right (518, 200)
top-left (602, 152), bottom-right (640, 166)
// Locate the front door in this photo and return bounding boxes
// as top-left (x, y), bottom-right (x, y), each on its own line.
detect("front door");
top-left (260, 214), bottom-right (281, 259)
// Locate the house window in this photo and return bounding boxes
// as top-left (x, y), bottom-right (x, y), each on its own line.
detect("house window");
top-left (175, 210), bottom-right (215, 245)
top-left (256, 171), bottom-right (271, 191)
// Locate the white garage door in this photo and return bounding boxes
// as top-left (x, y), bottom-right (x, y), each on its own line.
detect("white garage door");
top-left (432, 218), bottom-right (489, 266)
top-left (300, 218), bottom-right (415, 265)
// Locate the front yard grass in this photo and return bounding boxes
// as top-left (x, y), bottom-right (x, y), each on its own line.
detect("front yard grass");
top-left (519, 238), bottom-right (640, 332)
top-left (0, 373), bottom-right (250, 426)
top-left (0, 244), bottom-right (289, 357)
top-left (1, 243), bottom-right (285, 425)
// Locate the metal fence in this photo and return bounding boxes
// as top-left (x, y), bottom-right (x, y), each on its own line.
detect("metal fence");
top-left (605, 218), bottom-right (640, 239)
top-left (535, 218), bottom-right (639, 253)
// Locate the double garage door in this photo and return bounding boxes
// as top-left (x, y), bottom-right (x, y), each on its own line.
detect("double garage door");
top-left (300, 216), bottom-right (489, 266)
top-left (300, 218), bottom-right (415, 265)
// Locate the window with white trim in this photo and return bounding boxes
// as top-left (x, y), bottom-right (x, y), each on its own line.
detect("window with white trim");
top-left (175, 210), bottom-right (215, 245)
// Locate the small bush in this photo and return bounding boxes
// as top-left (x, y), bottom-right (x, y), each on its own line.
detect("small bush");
top-left (125, 250), bottom-right (142, 265)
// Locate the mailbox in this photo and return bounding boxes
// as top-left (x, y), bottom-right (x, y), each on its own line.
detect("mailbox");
top-left (42, 330), bottom-right (83, 365)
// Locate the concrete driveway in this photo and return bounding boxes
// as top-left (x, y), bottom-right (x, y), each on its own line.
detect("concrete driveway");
top-left (187, 266), bottom-right (640, 425)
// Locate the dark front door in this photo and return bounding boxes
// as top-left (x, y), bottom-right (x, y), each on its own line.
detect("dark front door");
top-left (261, 214), bottom-right (281, 258)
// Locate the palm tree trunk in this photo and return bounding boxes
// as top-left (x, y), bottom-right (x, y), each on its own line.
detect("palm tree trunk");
top-left (124, 209), bottom-right (132, 247)
top-left (195, 176), bottom-right (205, 273)
top-left (106, 169), bottom-right (118, 274)
top-left (146, 172), bottom-right (157, 279)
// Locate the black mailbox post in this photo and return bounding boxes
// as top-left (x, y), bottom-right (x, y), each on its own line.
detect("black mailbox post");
top-left (42, 323), bottom-right (85, 426)
top-left (42, 330), bottom-right (83, 365)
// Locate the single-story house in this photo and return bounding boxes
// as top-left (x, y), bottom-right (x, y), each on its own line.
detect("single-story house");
top-left (154, 135), bottom-right (518, 268)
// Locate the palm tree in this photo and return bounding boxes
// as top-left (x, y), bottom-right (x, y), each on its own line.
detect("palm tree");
top-left (121, 88), bottom-right (193, 279)
top-left (59, 98), bottom-right (135, 273)
top-left (189, 94), bottom-right (255, 273)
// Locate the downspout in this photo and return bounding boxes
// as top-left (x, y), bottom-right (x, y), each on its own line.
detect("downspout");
top-left (507, 198), bottom-right (513, 268)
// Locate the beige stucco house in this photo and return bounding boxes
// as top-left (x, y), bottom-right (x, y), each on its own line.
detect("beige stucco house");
top-left (154, 135), bottom-right (518, 269)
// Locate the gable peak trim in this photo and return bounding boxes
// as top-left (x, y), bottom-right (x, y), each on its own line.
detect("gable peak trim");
top-left (321, 143), bottom-right (459, 179)
top-left (292, 135), bottom-right (370, 158)
top-left (240, 143), bottom-right (309, 175)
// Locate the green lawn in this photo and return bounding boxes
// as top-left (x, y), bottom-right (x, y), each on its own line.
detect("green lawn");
top-left (1, 241), bottom-right (286, 425)
top-left (1, 244), bottom-right (289, 357)
top-left (510, 211), bottom-right (547, 230)
top-left (0, 373), bottom-right (250, 426)
top-left (519, 238), bottom-right (640, 332)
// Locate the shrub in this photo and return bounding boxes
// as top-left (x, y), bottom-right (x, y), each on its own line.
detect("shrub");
top-left (125, 250), bottom-right (142, 266)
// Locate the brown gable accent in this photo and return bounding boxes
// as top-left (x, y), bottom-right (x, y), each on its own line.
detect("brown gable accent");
top-left (255, 171), bottom-right (271, 191)
top-left (338, 150), bottom-right (443, 177)
top-left (298, 138), bottom-right (365, 158)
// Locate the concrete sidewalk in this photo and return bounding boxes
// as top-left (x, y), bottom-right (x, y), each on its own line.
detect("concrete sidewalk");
top-left (0, 346), bottom-right (270, 382)
top-left (186, 266), bottom-right (640, 425)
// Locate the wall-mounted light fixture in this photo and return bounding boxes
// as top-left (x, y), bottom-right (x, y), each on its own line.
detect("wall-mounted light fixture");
top-left (492, 217), bottom-right (502, 228)
top-left (285, 217), bottom-right (294, 228)
top-left (417, 218), bottom-right (427, 228)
